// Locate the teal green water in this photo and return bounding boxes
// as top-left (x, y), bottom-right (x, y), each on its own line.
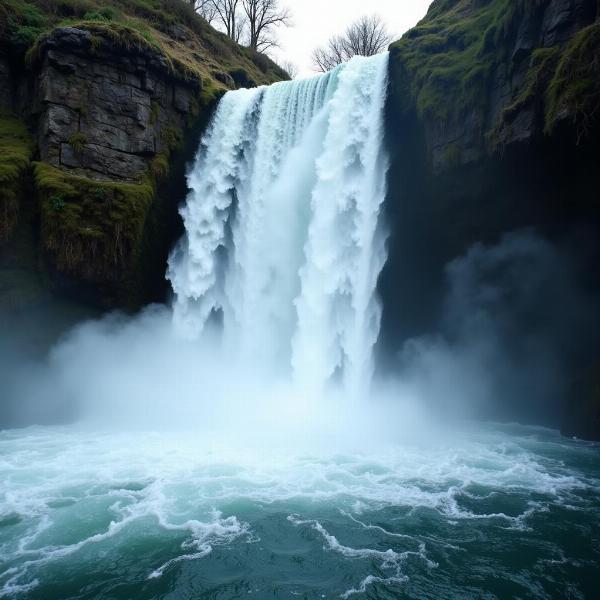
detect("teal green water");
top-left (0, 424), bottom-right (598, 599)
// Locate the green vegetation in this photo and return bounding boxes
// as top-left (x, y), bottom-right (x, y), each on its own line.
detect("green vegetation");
top-left (35, 162), bottom-right (155, 278)
top-left (0, 112), bottom-right (33, 241)
top-left (391, 0), bottom-right (600, 144)
top-left (33, 114), bottom-right (187, 283)
top-left (68, 131), bottom-right (87, 154)
top-left (390, 0), bottom-right (540, 121)
top-left (489, 46), bottom-right (562, 145)
top-left (150, 153), bottom-right (169, 179)
top-left (0, 0), bottom-right (287, 302)
top-left (228, 67), bottom-right (258, 89)
top-left (0, 0), bottom-right (47, 48)
top-left (545, 22), bottom-right (600, 139)
top-left (150, 125), bottom-right (183, 179)
top-left (3, 0), bottom-right (286, 88)
top-left (501, 47), bottom-right (561, 121)
top-left (443, 143), bottom-right (462, 168)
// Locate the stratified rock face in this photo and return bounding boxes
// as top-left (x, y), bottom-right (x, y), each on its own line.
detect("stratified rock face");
top-left (30, 27), bottom-right (199, 182)
top-left (0, 0), bottom-right (287, 310)
top-left (0, 0), bottom-right (288, 309)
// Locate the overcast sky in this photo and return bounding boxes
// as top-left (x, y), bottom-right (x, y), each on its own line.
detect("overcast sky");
top-left (273, 0), bottom-right (433, 77)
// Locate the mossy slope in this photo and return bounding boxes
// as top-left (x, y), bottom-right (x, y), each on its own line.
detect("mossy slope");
top-left (3, 0), bottom-right (287, 89)
top-left (390, 0), bottom-right (539, 118)
top-left (390, 0), bottom-right (600, 151)
top-left (546, 22), bottom-right (600, 139)
top-left (0, 111), bottom-right (33, 241)
top-left (35, 162), bottom-right (154, 279)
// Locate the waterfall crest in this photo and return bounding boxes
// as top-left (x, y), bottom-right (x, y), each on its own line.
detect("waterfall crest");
top-left (168, 52), bottom-right (390, 397)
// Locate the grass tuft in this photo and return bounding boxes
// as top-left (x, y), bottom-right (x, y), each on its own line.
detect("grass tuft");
top-left (545, 23), bottom-right (600, 140)
top-left (68, 132), bottom-right (88, 154)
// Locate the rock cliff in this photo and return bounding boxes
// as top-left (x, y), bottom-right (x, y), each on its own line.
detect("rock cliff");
top-left (381, 0), bottom-right (600, 438)
top-left (388, 0), bottom-right (599, 171)
top-left (0, 0), bottom-right (286, 310)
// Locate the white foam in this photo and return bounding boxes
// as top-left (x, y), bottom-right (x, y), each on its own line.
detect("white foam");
top-left (341, 574), bottom-right (408, 599)
top-left (148, 512), bottom-right (248, 579)
top-left (0, 425), bottom-right (597, 596)
top-left (288, 515), bottom-right (437, 598)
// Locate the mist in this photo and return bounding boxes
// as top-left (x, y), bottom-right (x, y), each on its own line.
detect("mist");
top-left (2, 227), bottom-right (594, 450)
top-left (392, 229), bottom-right (599, 426)
top-left (1, 303), bottom-right (445, 454)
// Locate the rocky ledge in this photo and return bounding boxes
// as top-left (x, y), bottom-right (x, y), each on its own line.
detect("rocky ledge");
top-left (29, 26), bottom-right (203, 182)
top-left (0, 2), bottom-right (285, 309)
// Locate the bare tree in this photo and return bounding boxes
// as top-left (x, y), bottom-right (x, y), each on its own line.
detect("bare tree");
top-left (345, 15), bottom-right (391, 57)
top-left (210, 0), bottom-right (244, 42)
top-left (190, 0), bottom-right (291, 51)
top-left (242, 0), bottom-right (291, 53)
top-left (190, 0), bottom-right (218, 25)
top-left (233, 12), bottom-right (247, 43)
top-left (312, 35), bottom-right (346, 72)
top-left (281, 60), bottom-right (298, 79)
top-left (312, 14), bottom-right (391, 72)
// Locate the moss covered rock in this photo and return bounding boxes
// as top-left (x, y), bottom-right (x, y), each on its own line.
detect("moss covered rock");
top-left (0, 111), bottom-right (33, 242)
top-left (389, 0), bottom-right (599, 171)
top-left (545, 21), bottom-right (600, 139)
top-left (35, 162), bottom-right (154, 279)
top-left (3, 0), bottom-right (287, 86)
top-left (0, 0), bottom-right (286, 308)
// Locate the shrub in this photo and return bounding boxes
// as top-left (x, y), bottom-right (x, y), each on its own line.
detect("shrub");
top-left (150, 153), bottom-right (169, 179)
top-left (83, 7), bottom-right (115, 21)
top-left (68, 132), bottom-right (88, 154)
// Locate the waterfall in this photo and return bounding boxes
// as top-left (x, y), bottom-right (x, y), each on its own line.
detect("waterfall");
top-left (167, 52), bottom-right (390, 398)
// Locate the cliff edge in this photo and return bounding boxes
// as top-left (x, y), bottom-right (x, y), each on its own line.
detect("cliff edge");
top-left (0, 0), bottom-right (286, 311)
top-left (382, 0), bottom-right (600, 439)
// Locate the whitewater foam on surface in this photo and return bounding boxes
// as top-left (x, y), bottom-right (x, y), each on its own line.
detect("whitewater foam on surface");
top-left (1, 425), bottom-right (598, 598)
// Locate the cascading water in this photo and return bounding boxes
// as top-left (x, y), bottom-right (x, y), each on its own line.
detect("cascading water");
top-left (168, 52), bottom-right (390, 398)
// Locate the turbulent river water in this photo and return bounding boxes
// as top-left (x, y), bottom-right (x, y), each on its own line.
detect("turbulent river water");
top-left (1, 425), bottom-right (599, 599)
top-left (2, 54), bottom-right (600, 599)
